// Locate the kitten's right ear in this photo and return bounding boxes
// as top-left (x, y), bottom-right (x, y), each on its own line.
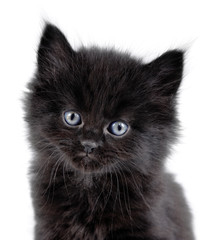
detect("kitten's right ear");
top-left (37, 23), bottom-right (76, 77)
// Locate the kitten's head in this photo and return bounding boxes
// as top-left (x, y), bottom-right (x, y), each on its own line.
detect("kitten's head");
top-left (26, 24), bottom-right (183, 175)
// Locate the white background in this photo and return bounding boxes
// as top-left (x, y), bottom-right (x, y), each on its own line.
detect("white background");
top-left (0, 1), bottom-right (214, 239)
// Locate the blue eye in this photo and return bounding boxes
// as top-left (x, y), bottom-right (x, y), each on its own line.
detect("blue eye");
top-left (108, 121), bottom-right (128, 136)
top-left (64, 111), bottom-right (82, 126)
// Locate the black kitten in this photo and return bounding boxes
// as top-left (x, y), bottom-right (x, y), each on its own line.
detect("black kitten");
top-left (25, 24), bottom-right (195, 240)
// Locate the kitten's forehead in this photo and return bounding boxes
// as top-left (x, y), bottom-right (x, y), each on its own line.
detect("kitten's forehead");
top-left (77, 51), bottom-right (140, 119)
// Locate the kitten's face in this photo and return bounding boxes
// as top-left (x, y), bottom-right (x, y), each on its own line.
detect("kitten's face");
top-left (26, 24), bottom-right (183, 174)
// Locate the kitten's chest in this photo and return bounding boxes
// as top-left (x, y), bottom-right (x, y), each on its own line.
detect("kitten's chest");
top-left (40, 183), bottom-right (108, 239)
top-left (64, 224), bottom-right (105, 240)
top-left (42, 174), bottom-right (136, 238)
top-left (49, 195), bottom-right (130, 240)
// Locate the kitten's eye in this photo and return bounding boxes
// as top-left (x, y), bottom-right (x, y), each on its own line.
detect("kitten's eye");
top-left (64, 111), bottom-right (82, 126)
top-left (108, 121), bottom-right (128, 136)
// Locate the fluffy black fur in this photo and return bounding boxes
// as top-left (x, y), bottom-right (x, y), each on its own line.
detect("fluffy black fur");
top-left (25, 24), bottom-right (195, 240)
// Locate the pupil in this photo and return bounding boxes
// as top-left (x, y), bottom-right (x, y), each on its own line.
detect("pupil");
top-left (71, 113), bottom-right (75, 120)
top-left (118, 124), bottom-right (122, 131)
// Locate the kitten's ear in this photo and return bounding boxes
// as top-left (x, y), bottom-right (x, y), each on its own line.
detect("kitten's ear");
top-left (146, 50), bottom-right (184, 97)
top-left (37, 23), bottom-right (75, 76)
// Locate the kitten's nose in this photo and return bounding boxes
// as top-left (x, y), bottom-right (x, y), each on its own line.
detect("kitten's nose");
top-left (81, 140), bottom-right (98, 154)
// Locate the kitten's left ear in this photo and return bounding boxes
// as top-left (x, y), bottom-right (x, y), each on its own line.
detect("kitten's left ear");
top-left (37, 23), bottom-right (76, 76)
top-left (146, 50), bottom-right (184, 97)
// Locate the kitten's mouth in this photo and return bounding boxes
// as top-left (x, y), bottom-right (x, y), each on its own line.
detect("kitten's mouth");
top-left (77, 152), bottom-right (90, 157)
top-left (77, 152), bottom-right (95, 161)
top-left (71, 153), bottom-right (102, 173)
top-left (82, 156), bottom-right (93, 162)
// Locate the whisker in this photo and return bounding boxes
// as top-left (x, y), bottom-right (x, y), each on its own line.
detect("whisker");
top-left (118, 161), bottom-right (152, 211)
top-left (115, 164), bottom-right (132, 221)
top-left (63, 161), bottom-right (71, 202)
top-left (113, 167), bottom-right (124, 219)
top-left (40, 157), bottom-right (63, 209)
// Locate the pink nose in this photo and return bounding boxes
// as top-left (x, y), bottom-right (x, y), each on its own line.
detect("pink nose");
top-left (81, 140), bottom-right (98, 154)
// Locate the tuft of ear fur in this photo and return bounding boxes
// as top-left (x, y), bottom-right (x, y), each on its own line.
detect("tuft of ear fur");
top-left (37, 23), bottom-right (76, 77)
top-left (146, 50), bottom-right (184, 97)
